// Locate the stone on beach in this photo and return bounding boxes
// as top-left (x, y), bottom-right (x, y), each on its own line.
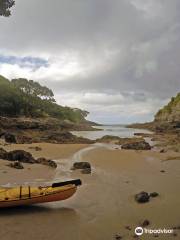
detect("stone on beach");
top-left (8, 160), bottom-right (24, 169)
top-left (121, 140), bottom-right (151, 150)
top-left (72, 162), bottom-right (91, 174)
top-left (135, 191), bottom-right (150, 203)
top-left (149, 192), bottom-right (159, 198)
top-left (140, 219), bottom-right (150, 227)
top-left (7, 150), bottom-right (36, 163)
top-left (4, 133), bottom-right (16, 143)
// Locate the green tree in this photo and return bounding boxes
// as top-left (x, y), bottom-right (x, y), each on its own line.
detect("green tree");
top-left (0, 0), bottom-right (15, 17)
top-left (12, 78), bottom-right (55, 102)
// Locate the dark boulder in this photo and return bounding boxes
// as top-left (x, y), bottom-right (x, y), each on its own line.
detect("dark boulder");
top-left (8, 161), bottom-right (24, 169)
top-left (121, 140), bottom-right (151, 150)
top-left (73, 162), bottom-right (91, 170)
top-left (0, 148), bottom-right (7, 159)
top-left (72, 162), bottom-right (91, 174)
top-left (4, 133), bottom-right (17, 143)
top-left (135, 191), bottom-right (150, 203)
top-left (7, 150), bottom-right (35, 163)
top-left (140, 220), bottom-right (150, 227)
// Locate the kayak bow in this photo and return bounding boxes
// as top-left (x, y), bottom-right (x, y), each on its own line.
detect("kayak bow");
top-left (0, 179), bottom-right (82, 208)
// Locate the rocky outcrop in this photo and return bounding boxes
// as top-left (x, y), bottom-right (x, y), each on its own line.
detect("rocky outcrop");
top-left (155, 93), bottom-right (180, 123)
top-left (0, 148), bottom-right (57, 168)
top-left (43, 131), bottom-right (94, 144)
top-left (121, 140), bottom-right (151, 150)
top-left (7, 150), bottom-right (35, 163)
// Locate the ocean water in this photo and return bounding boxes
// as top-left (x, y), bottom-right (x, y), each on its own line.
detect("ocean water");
top-left (71, 125), bottom-right (152, 140)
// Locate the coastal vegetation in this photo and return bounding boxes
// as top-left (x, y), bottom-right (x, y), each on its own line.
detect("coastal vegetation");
top-left (0, 75), bottom-right (89, 123)
top-left (0, 0), bottom-right (15, 17)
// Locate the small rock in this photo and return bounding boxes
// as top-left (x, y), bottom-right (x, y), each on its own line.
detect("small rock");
top-left (135, 191), bottom-right (150, 203)
top-left (4, 133), bottom-right (16, 143)
top-left (160, 149), bottom-right (165, 153)
top-left (160, 170), bottom-right (165, 173)
top-left (114, 234), bottom-right (123, 239)
top-left (149, 192), bottom-right (159, 198)
top-left (173, 233), bottom-right (178, 237)
top-left (173, 225), bottom-right (180, 230)
top-left (8, 161), bottom-right (24, 169)
top-left (140, 220), bottom-right (150, 227)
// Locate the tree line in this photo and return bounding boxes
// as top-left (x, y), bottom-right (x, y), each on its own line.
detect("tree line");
top-left (0, 75), bottom-right (89, 123)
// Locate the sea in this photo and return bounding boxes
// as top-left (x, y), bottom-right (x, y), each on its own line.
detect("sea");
top-left (71, 125), bottom-right (152, 140)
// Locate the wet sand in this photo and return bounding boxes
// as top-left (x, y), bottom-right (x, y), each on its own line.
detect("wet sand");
top-left (0, 143), bottom-right (180, 240)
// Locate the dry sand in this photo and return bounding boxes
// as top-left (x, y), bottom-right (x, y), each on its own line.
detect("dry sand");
top-left (0, 143), bottom-right (180, 240)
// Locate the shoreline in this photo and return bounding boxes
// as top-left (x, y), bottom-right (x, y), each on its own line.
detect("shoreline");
top-left (0, 142), bottom-right (179, 239)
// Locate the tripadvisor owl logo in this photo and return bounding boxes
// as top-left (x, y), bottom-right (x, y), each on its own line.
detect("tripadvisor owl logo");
top-left (135, 227), bottom-right (144, 236)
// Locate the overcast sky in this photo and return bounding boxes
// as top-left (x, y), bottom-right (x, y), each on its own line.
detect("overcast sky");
top-left (0, 0), bottom-right (180, 124)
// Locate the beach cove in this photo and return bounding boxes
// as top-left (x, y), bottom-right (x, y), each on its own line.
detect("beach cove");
top-left (0, 126), bottom-right (180, 240)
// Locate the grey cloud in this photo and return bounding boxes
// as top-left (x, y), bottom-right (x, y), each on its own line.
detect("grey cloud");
top-left (0, 0), bottom-right (180, 123)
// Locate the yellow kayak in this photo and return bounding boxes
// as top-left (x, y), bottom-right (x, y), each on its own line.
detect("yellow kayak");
top-left (0, 179), bottom-right (81, 208)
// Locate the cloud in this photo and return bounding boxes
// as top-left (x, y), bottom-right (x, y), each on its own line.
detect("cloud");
top-left (0, 0), bottom-right (180, 123)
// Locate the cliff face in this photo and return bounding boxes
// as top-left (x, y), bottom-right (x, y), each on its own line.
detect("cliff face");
top-left (155, 93), bottom-right (180, 123)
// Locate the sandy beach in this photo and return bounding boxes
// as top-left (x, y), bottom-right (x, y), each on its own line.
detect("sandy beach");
top-left (0, 142), bottom-right (180, 240)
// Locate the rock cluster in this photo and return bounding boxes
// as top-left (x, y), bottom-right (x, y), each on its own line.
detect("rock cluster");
top-left (0, 117), bottom-right (96, 144)
top-left (121, 140), bottom-right (151, 150)
top-left (0, 148), bottom-right (57, 168)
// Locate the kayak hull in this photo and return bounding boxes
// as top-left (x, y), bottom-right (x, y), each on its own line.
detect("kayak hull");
top-left (0, 181), bottom-right (81, 208)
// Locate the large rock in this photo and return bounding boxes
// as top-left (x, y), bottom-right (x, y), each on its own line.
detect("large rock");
top-left (0, 148), bottom-right (7, 159)
top-left (135, 191), bottom-right (150, 203)
top-left (4, 133), bottom-right (17, 143)
top-left (121, 140), bottom-right (151, 150)
top-left (72, 162), bottom-right (91, 174)
top-left (7, 150), bottom-right (35, 163)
